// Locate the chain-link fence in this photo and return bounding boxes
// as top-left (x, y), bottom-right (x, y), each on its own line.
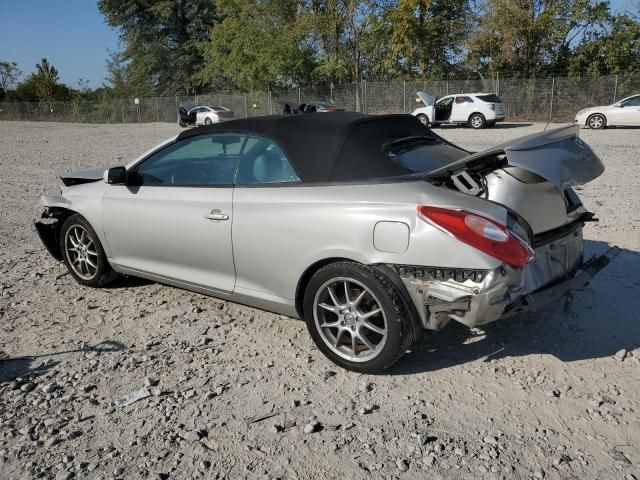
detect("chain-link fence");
top-left (1, 74), bottom-right (639, 124)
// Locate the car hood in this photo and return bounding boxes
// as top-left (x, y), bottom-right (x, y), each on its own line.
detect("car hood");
top-left (427, 125), bottom-right (604, 191)
top-left (417, 92), bottom-right (436, 107)
top-left (61, 167), bottom-right (109, 186)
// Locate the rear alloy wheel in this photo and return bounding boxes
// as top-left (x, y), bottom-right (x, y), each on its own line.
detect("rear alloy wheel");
top-left (469, 113), bottom-right (486, 129)
top-left (303, 262), bottom-right (415, 373)
top-left (204, 117), bottom-right (213, 125)
top-left (587, 114), bottom-right (606, 129)
top-left (416, 114), bottom-right (430, 127)
top-left (60, 214), bottom-right (118, 287)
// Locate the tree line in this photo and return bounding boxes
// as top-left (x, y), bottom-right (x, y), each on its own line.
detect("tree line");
top-left (2, 0), bottom-right (639, 103)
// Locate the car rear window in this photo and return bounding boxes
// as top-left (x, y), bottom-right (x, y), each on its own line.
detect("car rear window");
top-left (384, 137), bottom-right (468, 173)
top-left (476, 94), bottom-right (502, 103)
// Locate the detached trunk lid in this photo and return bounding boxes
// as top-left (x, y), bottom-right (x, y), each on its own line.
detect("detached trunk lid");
top-left (430, 125), bottom-right (603, 192)
top-left (427, 125), bottom-right (604, 235)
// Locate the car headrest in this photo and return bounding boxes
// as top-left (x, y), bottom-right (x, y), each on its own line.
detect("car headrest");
top-left (252, 150), bottom-right (281, 183)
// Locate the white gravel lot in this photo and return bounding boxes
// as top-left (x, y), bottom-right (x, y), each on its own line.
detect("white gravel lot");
top-left (0, 120), bottom-right (639, 480)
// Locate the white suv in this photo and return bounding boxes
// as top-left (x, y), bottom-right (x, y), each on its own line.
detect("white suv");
top-left (411, 92), bottom-right (505, 129)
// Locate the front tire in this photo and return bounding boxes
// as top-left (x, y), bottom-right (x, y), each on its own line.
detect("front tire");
top-left (303, 262), bottom-right (415, 373)
top-left (587, 113), bottom-right (606, 129)
top-left (416, 114), bottom-right (430, 127)
top-left (469, 113), bottom-right (486, 129)
top-left (60, 214), bottom-right (118, 287)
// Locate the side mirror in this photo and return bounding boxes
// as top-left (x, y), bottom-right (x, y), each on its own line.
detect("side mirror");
top-left (107, 166), bottom-right (128, 185)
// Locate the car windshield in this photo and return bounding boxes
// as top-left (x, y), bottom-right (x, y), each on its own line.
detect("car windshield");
top-left (476, 94), bottom-right (502, 103)
top-left (384, 137), bottom-right (468, 173)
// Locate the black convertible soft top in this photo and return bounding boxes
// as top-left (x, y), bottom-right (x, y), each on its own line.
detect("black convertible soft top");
top-left (177, 112), bottom-right (439, 183)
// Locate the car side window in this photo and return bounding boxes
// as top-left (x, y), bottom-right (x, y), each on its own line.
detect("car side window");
top-left (236, 136), bottom-right (300, 185)
top-left (622, 96), bottom-right (640, 107)
top-left (135, 133), bottom-right (246, 186)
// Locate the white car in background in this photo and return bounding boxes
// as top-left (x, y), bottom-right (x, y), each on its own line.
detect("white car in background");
top-left (575, 94), bottom-right (640, 129)
top-left (178, 106), bottom-right (234, 127)
top-left (412, 92), bottom-right (505, 129)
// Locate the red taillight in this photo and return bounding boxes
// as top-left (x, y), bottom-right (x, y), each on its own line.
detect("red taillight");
top-left (417, 205), bottom-right (535, 267)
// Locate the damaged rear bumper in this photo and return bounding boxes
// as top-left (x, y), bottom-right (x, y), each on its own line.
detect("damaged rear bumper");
top-left (392, 240), bottom-right (619, 331)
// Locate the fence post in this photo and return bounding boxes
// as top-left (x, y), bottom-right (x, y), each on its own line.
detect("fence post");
top-left (330, 83), bottom-right (334, 103)
top-left (446, 81), bottom-right (449, 96)
top-left (121, 99), bottom-right (125, 123)
top-left (244, 95), bottom-right (248, 118)
top-left (613, 75), bottom-right (618, 103)
top-left (403, 80), bottom-right (407, 113)
top-left (298, 87), bottom-right (301, 104)
top-left (268, 89), bottom-right (273, 115)
top-left (549, 77), bottom-right (555, 123)
top-left (155, 97), bottom-right (160, 122)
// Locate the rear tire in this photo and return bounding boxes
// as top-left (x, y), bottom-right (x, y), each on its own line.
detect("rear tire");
top-left (303, 262), bottom-right (415, 373)
top-left (587, 113), bottom-right (606, 129)
top-left (204, 117), bottom-right (213, 125)
top-left (469, 113), bottom-right (486, 129)
top-left (60, 214), bottom-right (118, 288)
top-left (416, 114), bottom-right (430, 127)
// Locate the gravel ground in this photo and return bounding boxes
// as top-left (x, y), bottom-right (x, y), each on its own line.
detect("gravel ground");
top-left (0, 120), bottom-right (639, 480)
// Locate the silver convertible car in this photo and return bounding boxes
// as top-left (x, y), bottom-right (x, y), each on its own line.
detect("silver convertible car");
top-left (35, 113), bottom-right (617, 372)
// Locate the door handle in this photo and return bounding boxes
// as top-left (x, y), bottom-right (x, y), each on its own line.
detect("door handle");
top-left (204, 210), bottom-right (229, 221)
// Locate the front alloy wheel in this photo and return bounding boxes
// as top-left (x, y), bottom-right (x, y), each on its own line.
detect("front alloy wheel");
top-left (60, 214), bottom-right (118, 287)
top-left (587, 114), bottom-right (605, 129)
top-left (303, 262), bottom-right (416, 373)
top-left (65, 225), bottom-right (99, 280)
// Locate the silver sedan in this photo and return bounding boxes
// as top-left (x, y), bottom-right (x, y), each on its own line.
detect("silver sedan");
top-left (35, 113), bottom-right (617, 372)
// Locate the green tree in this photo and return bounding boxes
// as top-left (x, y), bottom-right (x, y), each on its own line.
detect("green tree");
top-left (33, 58), bottom-right (64, 108)
top-left (104, 48), bottom-right (132, 97)
top-left (0, 60), bottom-right (22, 99)
top-left (569, 14), bottom-right (640, 75)
top-left (467, 0), bottom-right (609, 78)
top-left (98, 0), bottom-right (218, 95)
top-left (384, 0), bottom-right (470, 79)
top-left (200, 0), bottom-right (314, 91)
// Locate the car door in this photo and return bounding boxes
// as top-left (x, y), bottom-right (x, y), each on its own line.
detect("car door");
top-left (609, 96), bottom-right (640, 125)
top-left (450, 96), bottom-right (474, 122)
top-left (231, 135), bottom-right (303, 300)
top-left (434, 96), bottom-right (454, 122)
top-left (195, 107), bottom-right (207, 125)
top-left (101, 132), bottom-right (246, 293)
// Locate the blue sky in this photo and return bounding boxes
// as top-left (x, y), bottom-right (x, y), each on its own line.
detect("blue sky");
top-left (0, 0), bottom-right (636, 89)
top-left (0, 0), bottom-right (120, 88)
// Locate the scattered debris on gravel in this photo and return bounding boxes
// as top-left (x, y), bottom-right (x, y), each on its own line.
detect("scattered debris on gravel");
top-left (1, 121), bottom-right (639, 479)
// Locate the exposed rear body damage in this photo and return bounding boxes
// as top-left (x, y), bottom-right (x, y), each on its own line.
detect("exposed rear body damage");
top-left (392, 124), bottom-right (616, 330)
